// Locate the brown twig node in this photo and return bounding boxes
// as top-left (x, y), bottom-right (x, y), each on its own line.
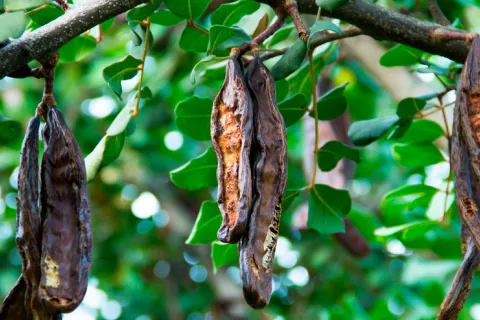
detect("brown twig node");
top-left (284, 0), bottom-right (308, 42)
top-left (238, 14), bottom-right (285, 56)
top-left (36, 52), bottom-right (59, 118)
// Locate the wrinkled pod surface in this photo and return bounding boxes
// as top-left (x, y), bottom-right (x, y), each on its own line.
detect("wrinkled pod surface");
top-left (239, 56), bottom-right (288, 309)
top-left (211, 54), bottom-right (253, 244)
top-left (39, 108), bottom-right (92, 313)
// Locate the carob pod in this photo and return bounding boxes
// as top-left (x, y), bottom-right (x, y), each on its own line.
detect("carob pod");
top-left (239, 53), bottom-right (288, 309)
top-left (16, 116), bottom-right (45, 319)
top-left (0, 277), bottom-right (29, 319)
top-left (39, 107), bottom-right (92, 313)
top-left (211, 49), bottom-right (253, 244)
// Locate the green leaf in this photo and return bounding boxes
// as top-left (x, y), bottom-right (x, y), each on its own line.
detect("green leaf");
top-left (278, 94), bottom-right (307, 127)
top-left (380, 44), bottom-right (423, 67)
top-left (102, 55), bottom-right (142, 99)
top-left (186, 201), bottom-right (222, 245)
top-left (170, 147), bottom-right (218, 190)
top-left (387, 118), bottom-right (412, 140)
top-left (175, 96), bottom-right (212, 141)
top-left (5, 0), bottom-right (47, 10)
top-left (308, 20), bottom-right (342, 49)
top-left (383, 184), bottom-right (439, 202)
top-left (26, 4), bottom-right (63, 26)
top-left (139, 86), bottom-right (152, 99)
top-left (85, 105), bottom-right (134, 182)
top-left (313, 95), bottom-right (347, 120)
top-left (307, 184), bottom-right (351, 234)
top-left (375, 221), bottom-right (436, 240)
top-left (190, 55), bottom-right (219, 84)
top-left (393, 143), bottom-right (445, 167)
top-left (317, 141), bottom-right (360, 172)
top-left (425, 192), bottom-right (454, 221)
top-left (396, 97), bottom-right (427, 118)
top-left (180, 25), bottom-right (209, 53)
top-left (288, 53), bottom-right (325, 104)
top-left (150, 9), bottom-right (184, 26)
top-left (275, 79), bottom-right (289, 101)
top-left (164, 0), bottom-right (211, 20)
top-left (0, 115), bottom-right (21, 144)
top-left (59, 35), bottom-right (96, 63)
top-left (315, 0), bottom-right (349, 11)
top-left (271, 38), bottom-right (308, 81)
top-left (0, 11), bottom-right (29, 42)
top-left (211, 0), bottom-right (260, 26)
top-left (395, 119), bottom-right (444, 143)
top-left (208, 25), bottom-right (251, 56)
top-left (268, 26), bottom-right (295, 47)
top-left (348, 116), bottom-right (400, 146)
top-left (282, 188), bottom-right (305, 212)
top-left (211, 241), bottom-right (238, 273)
top-left (127, 3), bottom-right (155, 24)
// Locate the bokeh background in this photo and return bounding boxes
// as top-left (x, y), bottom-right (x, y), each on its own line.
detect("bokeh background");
top-left (1, 0), bottom-right (480, 319)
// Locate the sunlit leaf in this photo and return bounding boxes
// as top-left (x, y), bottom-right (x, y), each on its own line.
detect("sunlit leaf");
top-left (180, 25), bottom-right (209, 53)
top-left (59, 35), bottom-right (96, 63)
top-left (317, 140), bottom-right (360, 172)
top-left (170, 147), bottom-right (218, 190)
top-left (164, 0), bottom-right (211, 20)
top-left (211, 241), bottom-right (238, 273)
top-left (380, 44), bottom-right (424, 67)
top-left (186, 201), bottom-right (222, 245)
top-left (0, 11), bottom-right (29, 42)
top-left (175, 96), bottom-right (212, 141)
top-left (393, 143), bottom-right (445, 167)
top-left (208, 25), bottom-right (251, 56)
top-left (348, 116), bottom-right (400, 146)
top-left (103, 55), bottom-right (142, 99)
top-left (278, 94), bottom-right (307, 127)
top-left (211, 0), bottom-right (260, 26)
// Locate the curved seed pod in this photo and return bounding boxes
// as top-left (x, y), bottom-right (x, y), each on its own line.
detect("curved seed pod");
top-left (270, 38), bottom-right (308, 81)
top-left (16, 116), bottom-right (44, 319)
top-left (239, 56), bottom-right (287, 309)
top-left (0, 277), bottom-right (29, 319)
top-left (437, 238), bottom-right (479, 320)
top-left (39, 108), bottom-right (92, 313)
top-left (211, 53), bottom-right (253, 244)
top-left (333, 219), bottom-right (370, 258)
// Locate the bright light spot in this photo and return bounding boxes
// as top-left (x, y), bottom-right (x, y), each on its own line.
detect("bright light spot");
top-left (388, 298), bottom-right (405, 316)
top-left (9, 167), bottom-right (19, 189)
top-left (5, 193), bottom-right (17, 209)
top-left (101, 300), bottom-right (122, 320)
top-left (152, 210), bottom-right (169, 228)
top-left (63, 305), bottom-right (96, 320)
top-left (122, 74), bottom-right (140, 93)
top-left (417, 72), bottom-right (435, 83)
top-left (136, 316), bottom-right (152, 320)
top-left (0, 199), bottom-right (5, 217)
top-left (186, 312), bottom-right (203, 320)
top-left (189, 265), bottom-right (207, 283)
top-left (205, 312), bottom-right (214, 320)
top-left (88, 96), bottom-right (117, 119)
top-left (387, 239), bottom-right (407, 255)
top-left (164, 131), bottom-right (183, 151)
top-left (407, 174), bottom-right (423, 185)
top-left (425, 162), bottom-right (450, 188)
top-left (470, 304), bottom-right (480, 320)
top-left (444, 90), bottom-right (456, 105)
top-left (226, 266), bottom-right (241, 285)
top-left (276, 236), bottom-right (291, 253)
top-left (0, 222), bottom-right (13, 240)
top-left (277, 250), bottom-right (298, 269)
top-left (3, 87), bottom-right (24, 110)
top-left (137, 220), bottom-right (153, 234)
top-left (272, 275), bottom-right (281, 292)
top-left (131, 192), bottom-right (160, 219)
top-left (83, 285), bottom-right (108, 309)
top-left (183, 251), bottom-right (200, 265)
top-left (122, 184), bottom-right (139, 201)
top-left (350, 179), bottom-right (371, 196)
top-left (287, 266), bottom-right (309, 286)
top-left (154, 261), bottom-right (171, 279)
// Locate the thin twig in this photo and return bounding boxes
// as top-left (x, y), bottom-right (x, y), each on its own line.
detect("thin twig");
top-left (426, 0), bottom-right (450, 26)
top-left (307, 51), bottom-right (319, 189)
top-left (132, 16), bottom-right (151, 118)
top-left (187, 20), bottom-right (209, 36)
top-left (284, 0), bottom-right (308, 41)
top-left (238, 13), bottom-right (285, 55)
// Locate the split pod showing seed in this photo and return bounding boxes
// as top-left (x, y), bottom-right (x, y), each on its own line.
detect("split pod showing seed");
top-left (239, 55), bottom-right (288, 309)
top-left (211, 52), bottom-right (253, 244)
top-left (39, 108), bottom-right (92, 313)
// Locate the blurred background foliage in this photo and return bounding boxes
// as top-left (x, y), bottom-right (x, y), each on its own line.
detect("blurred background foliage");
top-left (1, 0), bottom-right (480, 319)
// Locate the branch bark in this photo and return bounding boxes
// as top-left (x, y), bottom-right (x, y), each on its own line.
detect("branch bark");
top-left (0, 0), bottom-right (146, 79)
top-left (258, 0), bottom-right (471, 63)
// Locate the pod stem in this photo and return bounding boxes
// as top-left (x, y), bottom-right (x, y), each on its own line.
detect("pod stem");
top-left (284, 0), bottom-right (308, 42)
top-left (36, 52), bottom-right (59, 118)
top-left (238, 13), bottom-right (285, 56)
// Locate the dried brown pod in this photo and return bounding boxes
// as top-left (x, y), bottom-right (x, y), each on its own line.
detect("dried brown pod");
top-left (437, 238), bottom-right (479, 320)
top-left (0, 277), bottom-right (29, 319)
top-left (239, 55), bottom-right (287, 309)
top-left (39, 108), bottom-right (92, 313)
top-left (211, 52), bottom-right (253, 244)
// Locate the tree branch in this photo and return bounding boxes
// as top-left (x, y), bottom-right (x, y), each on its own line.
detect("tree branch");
top-left (258, 0), bottom-right (471, 63)
top-left (426, 0), bottom-right (450, 26)
top-left (0, 0), bottom-right (146, 79)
